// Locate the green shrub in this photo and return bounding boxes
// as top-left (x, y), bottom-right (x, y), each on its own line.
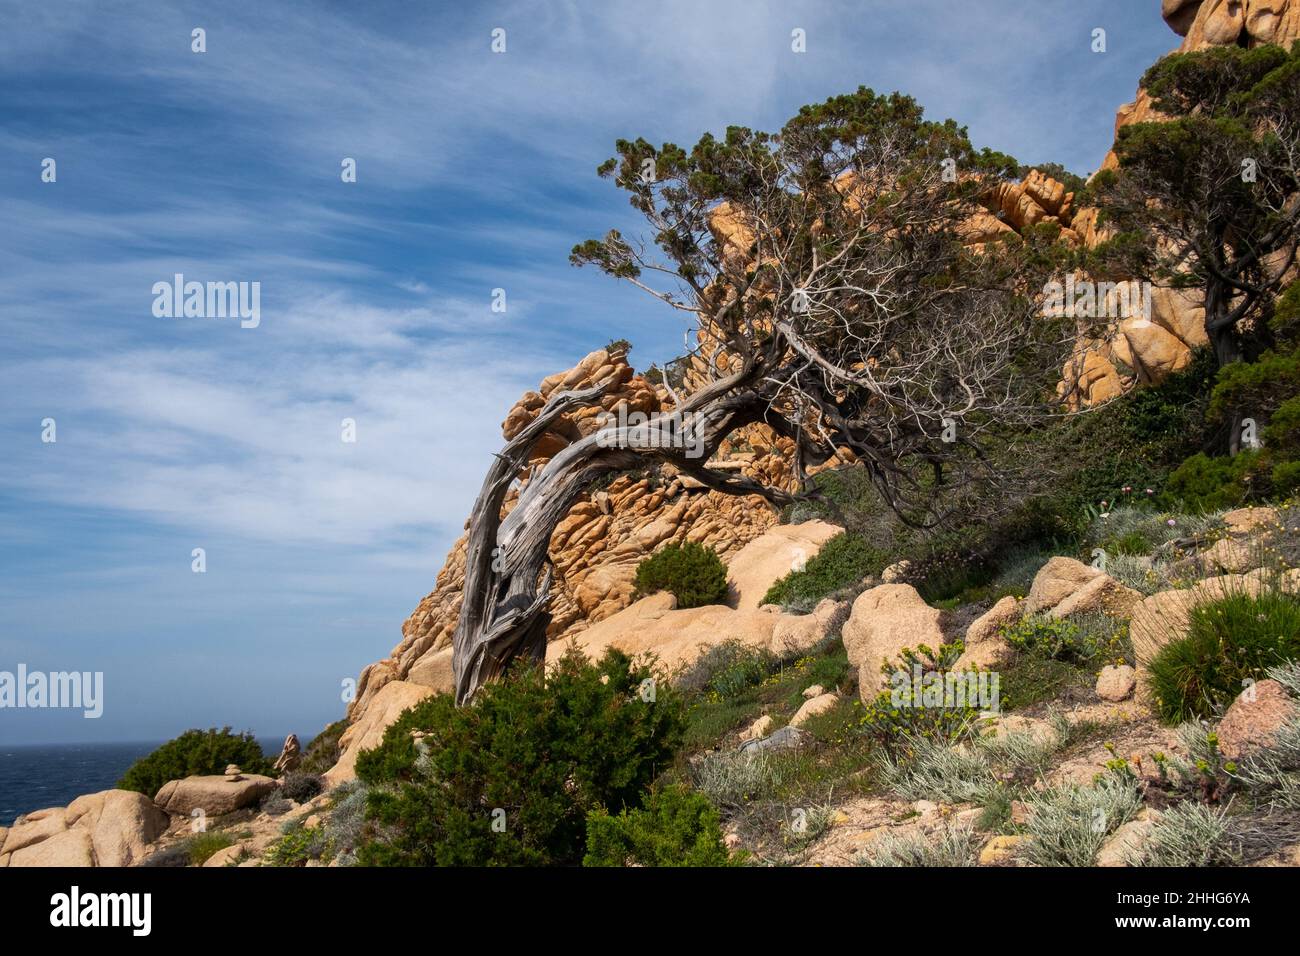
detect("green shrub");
top-left (634, 541), bottom-right (729, 609)
top-left (356, 647), bottom-right (684, 866)
top-left (1147, 588), bottom-right (1300, 723)
top-left (1130, 802), bottom-right (1241, 866)
top-left (676, 640), bottom-right (778, 700)
top-left (184, 831), bottom-right (234, 866)
top-left (118, 727), bottom-right (273, 797)
top-left (1163, 450), bottom-right (1265, 511)
top-left (583, 784), bottom-right (733, 867)
top-left (858, 643), bottom-right (981, 747)
top-left (1000, 613), bottom-right (1127, 667)
top-left (299, 719), bottom-right (348, 775)
top-left (264, 821), bottom-right (323, 867)
top-left (762, 532), bottom-right (889, 608)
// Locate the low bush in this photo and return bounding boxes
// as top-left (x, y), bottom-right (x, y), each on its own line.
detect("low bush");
top-left (299, 719), bottom-right (348, 775)
top-left (118, 727), bottom-right (273, 797)
top-left (1147, 587), bottom-right (1300, 723)
top-left (1163, 450), bottom-right (1265, 512)
top-left (1000, 612), bottom-right (1128, 668)
top-left (676, 640), bottom-right (778, 700)
top-left (1023, 772), bottom-right (1143, 866)
top-left (634, 541), bottom-right (729, 609)
top-left (1131, 803), bottom-right (1240, 867)
top-left (762, 532), bottom-right (890, 610)
top-left (858, 644), bottom-right (981, 747)
top-left (184, 831), bottom-right (234, 866)
top-left (356, 647), bottom-right (684, 866)
top-left (583, 784), bottom-right (733, 867)
top-left (856, 821), bottom-right (981, 867)
top-left (280, 771), bottom-right (325, 803)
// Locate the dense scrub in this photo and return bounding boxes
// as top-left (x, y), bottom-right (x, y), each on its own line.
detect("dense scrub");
top-left (118, 727), bottom-right (274, 797)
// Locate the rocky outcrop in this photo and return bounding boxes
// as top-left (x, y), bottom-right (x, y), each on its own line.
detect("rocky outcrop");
top-left (0, 790), bottom-right (169, 868)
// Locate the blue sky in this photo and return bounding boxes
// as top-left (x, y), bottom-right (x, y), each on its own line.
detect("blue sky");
top-left (0, 0), bottom-right (1180, 745)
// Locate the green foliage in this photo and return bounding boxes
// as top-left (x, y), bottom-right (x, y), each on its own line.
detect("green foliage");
top-left (265, 821), bottom-right (322, 867)
top-left (858, 643), bottom-right (979, 746)
top-left (1094, 43), bottom-right (1300, 371)
top-left (1148, 588), bottom-right (1300, 723)
top-left (634, 541), bottom-right (729, 609)
top-left (1164, 450), bottom-right (1265, 511)
top-left (299, 719), bottom-right (348, 775)
top-left (1023, 772), bottom-right (1143, 866)
top-left (1000, 613), bottom-right (1128, 668)
top-left (1037, 350), bottom-right (1218, 536)
top-left (583, 784), bottom-right (733, 867)
top-left (762, 532), bottom-right (889, 608)
top-left (1185, 278), bottom-right (1300, 499)
top-left (356, 647), bottom-right (685, 866)
top-left (999, 656), bottom-right (1093, 712)
top-left (677, 640), bottom-right (778, 700)
top-left (118, 727), bottom-right (273, 797)
top-left (184, 831), bottom-right (234, 866)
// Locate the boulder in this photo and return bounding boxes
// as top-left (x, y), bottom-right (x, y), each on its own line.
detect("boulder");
top-left (0, 807), bottom-right (66, 855)
top-left (1096, 664), bottom-right (1137, 703)
top-left (740, 715), bottom-right (774, 742)
top-left (966, 596), bottom-right (1019, 645)
top-left (64, 790), bottom-right (169, 867)
top-left (154, 774), bottom-right (276, 817)
top-left (843, 584), bottom-right (945, 697)
top-left (202, 844), bottom-right (245, 868)
top-left (802, 684), bottom-right (825, 700)
top-left (951, 637), bottom-right (1014, 674)
top-left (789, 693), bottom-right (838, 728)
top-left (1024, 557), bottom-right (1140, 618)
top-left (1216, 679), bottom-right (1300, 762)
top-left (1222, 506), bottom-right (1280, 536)
top-left (7, 828), bottom-right (94, 867)
top-left (769, 599), bottom-right (848, 656)
top-left (1097, 817), bottom-right (1157, 867)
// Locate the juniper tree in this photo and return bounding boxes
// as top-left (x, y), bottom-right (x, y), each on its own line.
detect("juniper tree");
top-left (1091, 44), bottom-right (1300, 376)
top-left (452, 88), bottom-right (1089, 702)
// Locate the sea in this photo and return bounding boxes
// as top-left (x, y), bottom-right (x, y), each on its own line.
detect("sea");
top-left (0, 737), bottom-right (289, 826)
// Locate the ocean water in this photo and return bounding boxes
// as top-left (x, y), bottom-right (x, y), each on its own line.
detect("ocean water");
top-left (0, 737), bottom-right (288, 826)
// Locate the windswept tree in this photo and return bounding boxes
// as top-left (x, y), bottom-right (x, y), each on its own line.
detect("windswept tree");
top-left (452, 88), bottom-right (1090, 703)
top-left (1091, 43), bottom-right (1300, 379)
